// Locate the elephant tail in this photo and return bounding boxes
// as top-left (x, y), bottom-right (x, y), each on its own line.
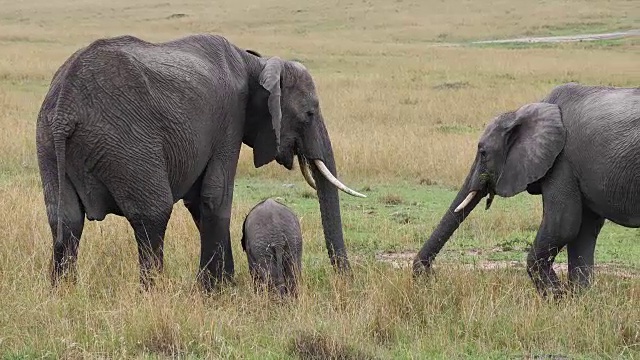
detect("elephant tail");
top-left (51, 104), bottom-right (77, 250)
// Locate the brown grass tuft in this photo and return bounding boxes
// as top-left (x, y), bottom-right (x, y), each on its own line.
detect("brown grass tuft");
top-left (289, 332), bottom-right (377, 360)
top-left (139, 321), bottom-right (183, 357)
top-left (380, 194), bottom-right (404, 206)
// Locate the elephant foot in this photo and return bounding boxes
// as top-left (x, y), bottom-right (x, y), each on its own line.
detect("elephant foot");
top-left (529, 269), bottom-right (568, 301)
top-left (537, 283), bottom-right (569, 302)
top-left (137, 255), bottom-right (164, 291)
top-left (196, 269), bottom-right (236, 294)
top-left (50, 256), bottom-right (79, 288)
top-left (566, 280), bottom-right (592, 297)
top-left (411, 257), bottom-right (434, 279)
top-left (138, 274), bottom-right (158, 292)
top-left (330, 254), bottom-right (352, 277)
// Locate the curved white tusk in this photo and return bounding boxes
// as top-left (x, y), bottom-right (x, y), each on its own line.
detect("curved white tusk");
top-left (298, 155), bottom-right (317, 190)
top-left (312, 160), bottom-right (367, 198)
top-left (454, 191), bottom-right (478, 213)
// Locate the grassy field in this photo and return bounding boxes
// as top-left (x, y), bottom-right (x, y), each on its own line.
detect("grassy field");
top-left (1, 0), bottom-right (639, 358)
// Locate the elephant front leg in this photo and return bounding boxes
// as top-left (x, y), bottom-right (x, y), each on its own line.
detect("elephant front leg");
top-left (526, 238), bottom-right (566, 298)
top-left (527, 162), bottom-right (583, 298)
top-left (196, 157), bottom-right (239, 292)
top-left (198, 205), bottom-right (235, 290)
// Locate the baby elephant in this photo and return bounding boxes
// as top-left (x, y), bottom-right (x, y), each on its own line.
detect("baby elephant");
top-left (241, 199), bottom-right (303, 296)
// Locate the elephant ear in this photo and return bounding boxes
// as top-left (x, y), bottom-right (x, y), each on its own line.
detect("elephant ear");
top-left (245, 49), bottom-right (262, 57)
top-left (259, 56), bottom-right (284, 146)
top-left (496, 102), bottom-right (566, 197)
top-left (250, 57), bottom-right (283, 167)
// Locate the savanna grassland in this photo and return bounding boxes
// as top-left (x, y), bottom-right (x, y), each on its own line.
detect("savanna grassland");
top-left (1, 0), bottom-right (639, 358)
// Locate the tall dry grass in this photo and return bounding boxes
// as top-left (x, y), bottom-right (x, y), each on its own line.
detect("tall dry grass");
top-left (0, 181), bottom-right (638, 357)
top-left (0, 0), bottom-right (639, 357)
top-left (0, 0), bottom-right (638, 185)
top-left (0, 180), bottom-right (638, 357)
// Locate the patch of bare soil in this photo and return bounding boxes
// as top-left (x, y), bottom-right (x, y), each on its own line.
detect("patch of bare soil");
top-left (375, 251), bottom-right (640, 279)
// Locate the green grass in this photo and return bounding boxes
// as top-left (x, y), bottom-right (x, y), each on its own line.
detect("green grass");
top-left (231, 178), bottom-right (640, 269)
top-left (0, 173), bottom-right (638, 358)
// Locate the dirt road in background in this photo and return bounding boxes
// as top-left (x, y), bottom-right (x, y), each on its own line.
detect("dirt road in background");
top-left (471, 29), bottom-right (639, 44)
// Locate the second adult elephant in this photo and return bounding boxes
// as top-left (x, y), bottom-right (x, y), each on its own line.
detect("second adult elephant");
top-left (413, 83), bottom-right (640, 297)
top-left (36, 34), bottom-right (365, 291)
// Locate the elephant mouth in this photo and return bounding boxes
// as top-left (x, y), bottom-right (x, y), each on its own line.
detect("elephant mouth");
top-left (480, 174), bottom-right (497, 210)
top-left (275, 142), bottom-right (295, 170)
top-left (453, 188), bottom-right (494, 213)
top-left (454, 174), bottom-right (495, 213)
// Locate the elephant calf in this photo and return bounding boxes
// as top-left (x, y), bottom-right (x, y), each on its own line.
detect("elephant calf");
top-left (241, 199), bottom-right (303, 296)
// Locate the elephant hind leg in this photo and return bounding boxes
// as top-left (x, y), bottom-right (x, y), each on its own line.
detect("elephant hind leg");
top-left (111, 177), bottom-right (173, 290)
top-left (282, 242), bottom-right (302, 297)
top-left (182, 175), bottom-right (203, 231)
top-left (49, 178), bottom-right (85, 286)
top-left (127, 208), bottom-right (172, 290)
top-left (249, 257), bottom-right (272, 294)
top-left (282, 253), bottom-right (300, 297)
top-left (39, 134), bottom-right (85, 286)
top-left (567, 208), bottom-right (604, 290)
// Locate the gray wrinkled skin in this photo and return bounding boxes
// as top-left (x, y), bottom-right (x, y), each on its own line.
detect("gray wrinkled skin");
top-left (241, 199), bottom-right (303, 297)
top-left (413, 83), bottom-right (640, 298)
top-left (36, 34), bottom-right (351, 291)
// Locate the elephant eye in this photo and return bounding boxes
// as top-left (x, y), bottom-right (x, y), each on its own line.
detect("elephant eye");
top-left (305, 111), bottom-right (314, 120)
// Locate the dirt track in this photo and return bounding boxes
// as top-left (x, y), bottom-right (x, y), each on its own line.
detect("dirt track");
top-left (426, 29), bottom-right (639, 48)
top-left (374, 251), bottom-right (640, 279)
top-left (471, 29), bottom-right (640, 44)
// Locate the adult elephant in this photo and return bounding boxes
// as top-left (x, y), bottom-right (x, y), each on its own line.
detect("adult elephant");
top-left (413, 83), bottom-right (640, 297)
top-left (36, 34), bottom-right (365, 291)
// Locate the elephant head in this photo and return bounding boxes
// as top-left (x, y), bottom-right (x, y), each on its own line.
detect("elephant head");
top-left (413, 102), bottom-right (565, 274)
top-left (243, 52), bottom-right (365, 272)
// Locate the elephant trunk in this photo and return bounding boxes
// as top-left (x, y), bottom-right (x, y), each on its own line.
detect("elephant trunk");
top-left (305, 120), bottom-right (352, 273)
top-left (312, 152), bottom-right (351, 272)
top-left (413, 158), bottom-right (484, 275)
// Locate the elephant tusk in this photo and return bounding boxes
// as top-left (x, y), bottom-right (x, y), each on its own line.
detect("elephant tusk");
top-left (313, 160), bottom-right (367, 198)
top-left (298, 155), bottom-right (317, 190)
top-left (454, 191), bottom-right (478, 213)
